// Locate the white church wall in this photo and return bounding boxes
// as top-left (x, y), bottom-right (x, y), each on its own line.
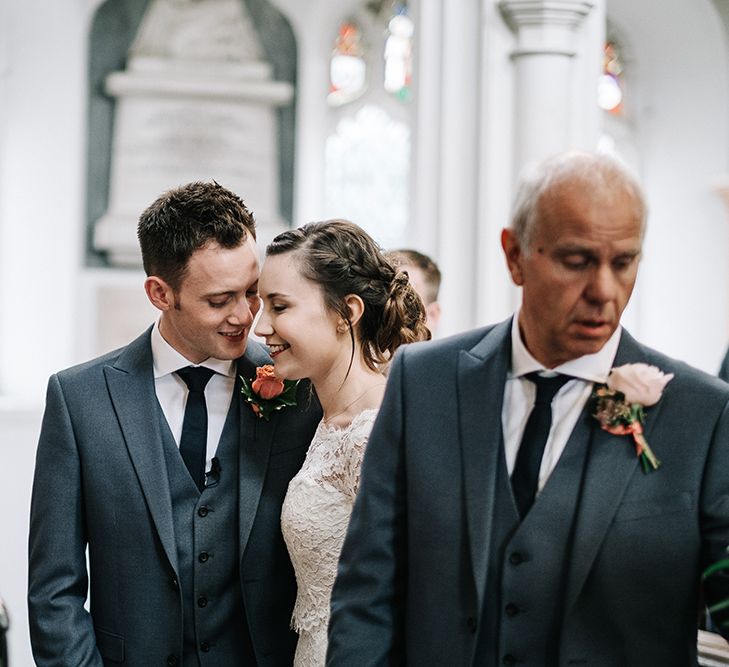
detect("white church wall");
top-left (608, 0), bottom-right (729, 373)
top-left (0, 1), bottom-right (87, 403)
top-left (0, 406), bottom-right (41, 667)
top-left (0, 3), bottom-right (89, 662)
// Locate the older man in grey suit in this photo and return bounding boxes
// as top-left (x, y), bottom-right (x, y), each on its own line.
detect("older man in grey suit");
top-left (28, 182), bottom-right (320, 666)
top-left (328, 152), bottom-right (729, 666)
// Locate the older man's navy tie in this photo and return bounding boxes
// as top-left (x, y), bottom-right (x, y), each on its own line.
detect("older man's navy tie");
top-left (511, 372), bottom-right (572, 518)
top-left (176, 366), bottom-right (216, 492)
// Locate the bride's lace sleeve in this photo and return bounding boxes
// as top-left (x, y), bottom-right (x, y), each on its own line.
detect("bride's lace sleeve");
top-left (334, 411), bottom-right (377, 501)
top-left (342, 432), bottom-right (368, 500)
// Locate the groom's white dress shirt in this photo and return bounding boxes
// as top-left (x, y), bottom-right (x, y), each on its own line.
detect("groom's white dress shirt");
top-left (151, 320), bottom-right (236, 471)
top-left (502, 311), bottom-right (621, 496)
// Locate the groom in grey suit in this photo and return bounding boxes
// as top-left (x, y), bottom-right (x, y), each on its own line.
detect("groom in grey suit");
top-left (28, 182), bottom-right (320, 666)
top-left (328, 152), bottom-right (729, 666)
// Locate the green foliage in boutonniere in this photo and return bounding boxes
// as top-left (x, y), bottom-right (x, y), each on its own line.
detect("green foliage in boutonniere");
top-left (590, 363), bottom-right (673, 473)
top-left (241, 364), bottom-right (299, 420)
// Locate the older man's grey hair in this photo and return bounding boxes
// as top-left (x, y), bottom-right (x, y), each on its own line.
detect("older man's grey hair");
top-left (510, 152), bottom-right (647, 252)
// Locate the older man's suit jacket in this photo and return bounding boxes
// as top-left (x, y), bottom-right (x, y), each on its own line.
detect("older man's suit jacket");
top-left (328, 319), bottom-right (729, 666)
top-left (28, 328), bottom-right (320, 666)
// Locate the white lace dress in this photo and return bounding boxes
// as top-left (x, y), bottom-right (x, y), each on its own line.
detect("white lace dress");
top-left (281, 409), bottom-right (378, 667)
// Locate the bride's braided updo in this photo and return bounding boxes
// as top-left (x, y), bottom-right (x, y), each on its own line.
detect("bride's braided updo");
top-left (266, 219), bottom-right (431, 371)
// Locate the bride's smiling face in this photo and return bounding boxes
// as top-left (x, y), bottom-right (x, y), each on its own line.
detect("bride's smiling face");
top-left (255, 252), bottom-right (351, 384)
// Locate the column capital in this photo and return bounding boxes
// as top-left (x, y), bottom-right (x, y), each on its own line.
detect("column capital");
top-left (499, 0), bottom-right (594, 30)
top-left (499, 0), bottom-right (594, 57)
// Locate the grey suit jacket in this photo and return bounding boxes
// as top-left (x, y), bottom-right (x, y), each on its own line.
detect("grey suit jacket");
top-left (328, 319), bottom-right (729, 666)
top-left (28, 328), bottom-right (320, 666)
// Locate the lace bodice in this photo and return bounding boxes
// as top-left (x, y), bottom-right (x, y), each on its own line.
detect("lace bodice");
top-left (281, 409), bottom-right (378, 665)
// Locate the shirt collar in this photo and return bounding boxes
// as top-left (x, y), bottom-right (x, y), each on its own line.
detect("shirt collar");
top-left (151, 319), bottom-right (236, 380)
top-left (509, 308), bottom-right (621, 384)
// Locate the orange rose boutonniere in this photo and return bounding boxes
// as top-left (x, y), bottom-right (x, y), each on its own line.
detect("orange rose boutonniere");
top-left (241, 365), bottom-right (299, 420)
top-left (590, 363), bottom-right (674, 473)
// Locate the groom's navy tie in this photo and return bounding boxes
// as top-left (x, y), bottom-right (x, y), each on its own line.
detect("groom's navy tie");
top-left (176, 366), bottom-right (216, 493)
top-left (511, 372), bottom-right (572, 518)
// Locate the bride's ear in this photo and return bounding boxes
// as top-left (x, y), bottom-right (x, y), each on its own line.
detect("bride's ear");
top-left (338, 294), bottom-right (365, 332)
top-left (145, 276), bottom-right (176, 312)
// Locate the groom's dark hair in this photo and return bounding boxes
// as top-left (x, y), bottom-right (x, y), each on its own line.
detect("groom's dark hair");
top-left (137, 180), bottom-right (256, 290)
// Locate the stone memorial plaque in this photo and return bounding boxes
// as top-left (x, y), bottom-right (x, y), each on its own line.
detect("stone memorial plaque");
top-left (94, 0), bottom-right (293, 266)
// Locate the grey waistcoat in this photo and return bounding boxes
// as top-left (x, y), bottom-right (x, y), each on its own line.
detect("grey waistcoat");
top-left (477, 412), bottom-right (594, 667)
top-left (159, 394), bottom-right (254, 666)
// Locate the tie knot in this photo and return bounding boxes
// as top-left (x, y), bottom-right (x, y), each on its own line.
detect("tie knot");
top-left (176, 366), bottom-right (215, 393)
top-left (525, 371), bottom-right (572, 405)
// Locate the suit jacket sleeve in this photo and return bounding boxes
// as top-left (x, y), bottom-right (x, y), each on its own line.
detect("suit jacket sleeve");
top-left (28, 374), bottom-right (104, 666)
top-left (327, 349), bottom-right (408, 666)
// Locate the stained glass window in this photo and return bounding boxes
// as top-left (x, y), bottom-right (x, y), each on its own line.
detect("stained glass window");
top-left (324, 105), bottom-right (410, 248)
top-left (598, 41), bottom-right (624, 115)
top-left (384, 3), bottom-right (413, 101)
top-left (328, 20), bottom-right (367, 107)
top-left (325, 2), bottom-right (415, 246)
top-left (597, 35), bottom-right (637, 176)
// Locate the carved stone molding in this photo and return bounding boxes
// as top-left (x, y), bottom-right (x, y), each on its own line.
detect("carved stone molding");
top-left (131, 0), bottom-right (263, 63)
top-left (499, 0), bottom-right (594, 29)
top-left (499, 0), bottom-right (594, 56)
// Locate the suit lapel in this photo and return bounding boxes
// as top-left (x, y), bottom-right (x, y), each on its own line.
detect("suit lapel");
top-left (459, 319), bottom-right (511, 610)
top-left (104, 328), bottom-right (179, 573)
top-left (236, 345), bottom-right (277, 559)
top-left (564, 329), bottom-right (664, 612)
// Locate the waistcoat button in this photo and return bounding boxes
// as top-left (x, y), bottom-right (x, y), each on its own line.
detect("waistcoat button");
top-left (197, 596), bottom-right (208, 608)
top-left (166, 655), bottom-right (179, 666)
top-left (198, 551), bottom-right (209, 563)
top-left (505, 603), bottom-right (519, 617)
top-left (508, 552), bottom-right (524, 565)
top-left (502, 654), bottom-right (517, 666)
top-left (200, 641), bottom-right (210, 652)
top-left (198, 506), bottom-right (209, 518)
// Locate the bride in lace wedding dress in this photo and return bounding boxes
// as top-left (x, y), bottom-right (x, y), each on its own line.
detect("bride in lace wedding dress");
top-left (281, 409), bottom-right (378, 666)
top-left (255, 220), bottom-right (431, 666)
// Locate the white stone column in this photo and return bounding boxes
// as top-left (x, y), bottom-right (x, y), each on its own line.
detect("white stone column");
top-left (288, 25), bottom-right (330, 225)
top-left (499, 0), bottom-right (594, 172)
top-left (433, 0), bottom-right (482, 336)
top-left (409, 0), bottom-right (443, 258)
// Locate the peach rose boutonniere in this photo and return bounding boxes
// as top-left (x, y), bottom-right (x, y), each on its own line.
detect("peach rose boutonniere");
top-left (590, 363), bottom-right (674, 473)
top-left (241, 365), bottom-right (299, 420)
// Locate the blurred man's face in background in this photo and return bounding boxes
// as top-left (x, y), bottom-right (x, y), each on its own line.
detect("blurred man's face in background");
top-left (400, 263), bottom-right (441, 333)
